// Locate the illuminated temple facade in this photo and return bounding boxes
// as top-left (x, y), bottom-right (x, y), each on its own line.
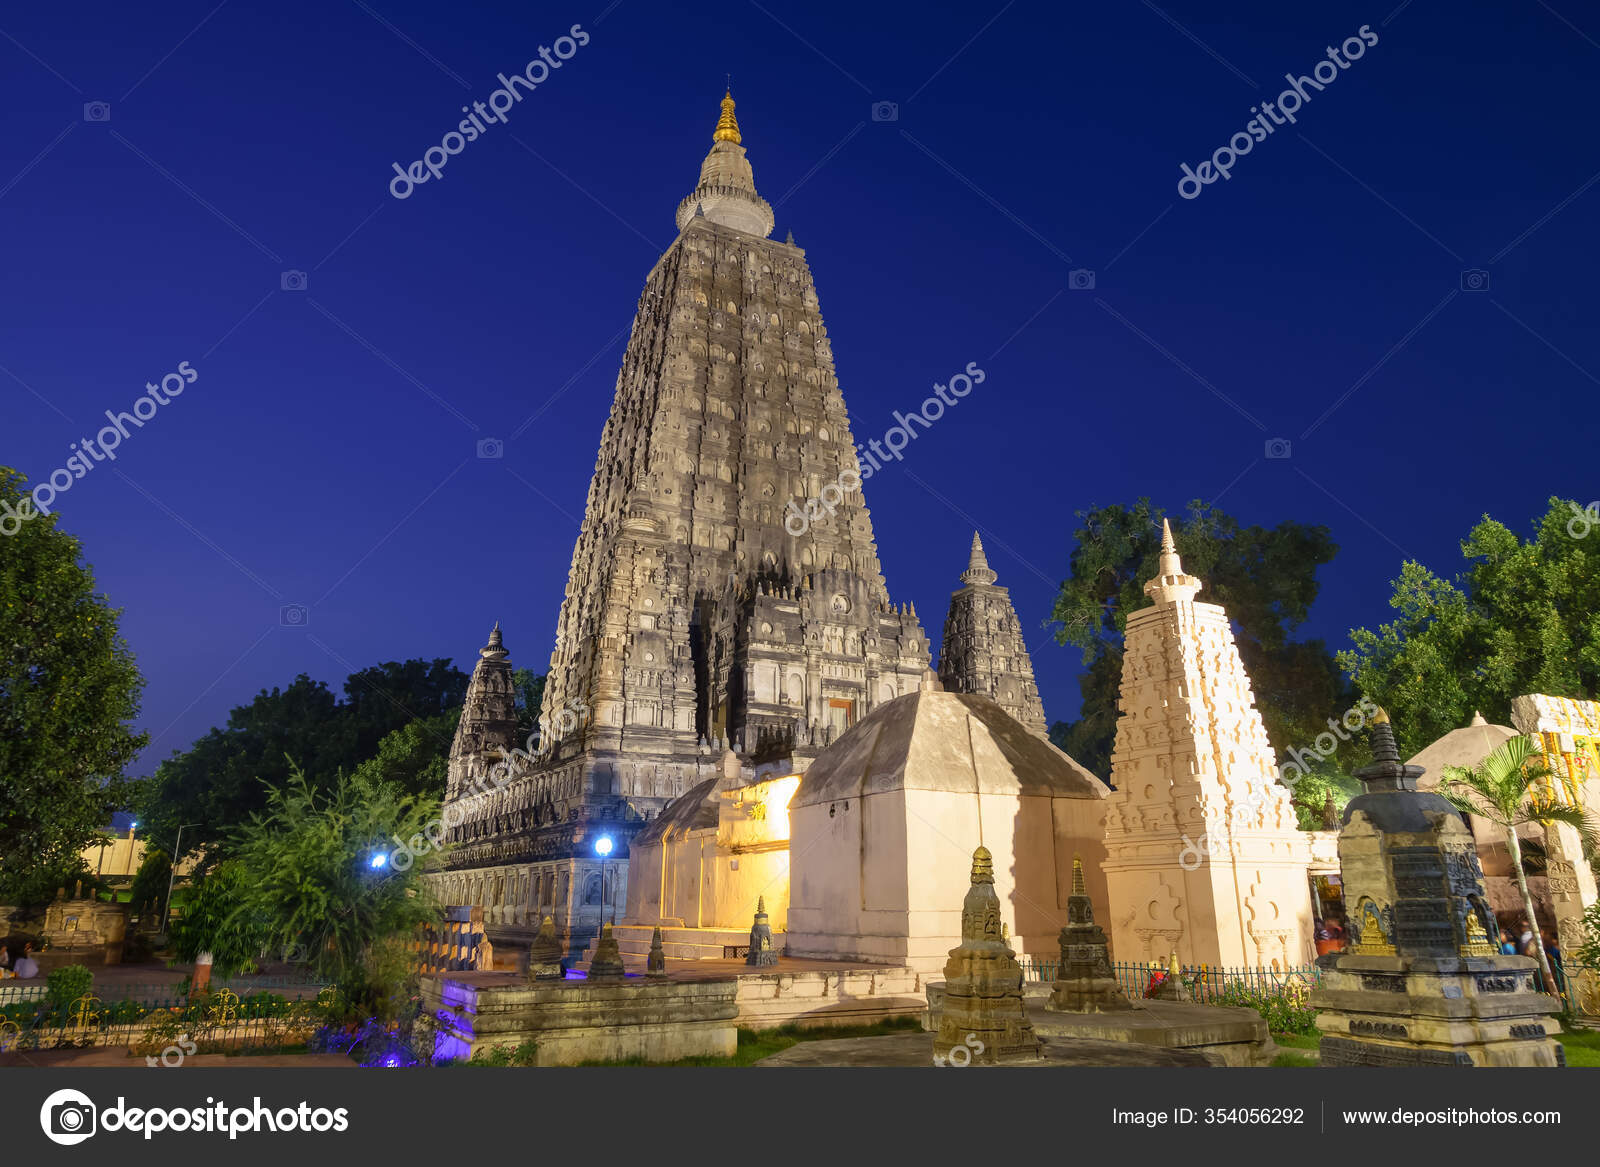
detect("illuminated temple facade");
top-left (430, 93), bottom-right (934, 952)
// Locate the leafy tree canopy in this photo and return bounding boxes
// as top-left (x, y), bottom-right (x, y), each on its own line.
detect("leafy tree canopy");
top-left (1048, 499), bottom-right (1350, 780)
top-left (1340, 498), bottom-right (1600, 756)
top-left (0, 467), bottom-right (145, 901)
top-left (348, 709), bottom-right (460, 798)
top-left (228, 764), bottom-right (441, 987)
top-left (513, 668), bottom-right (545, 744)
top-left (137, 657), bottom-right (467, 861)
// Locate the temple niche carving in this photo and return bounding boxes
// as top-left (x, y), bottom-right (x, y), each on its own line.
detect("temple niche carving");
top-left (430, 92), bottom-right (929, 953)
top-left (1101, 521), bottom-right (1315, 968)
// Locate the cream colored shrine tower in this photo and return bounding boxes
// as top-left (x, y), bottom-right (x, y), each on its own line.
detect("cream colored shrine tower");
top-left (1102, 521), bottom-right (1315, 969)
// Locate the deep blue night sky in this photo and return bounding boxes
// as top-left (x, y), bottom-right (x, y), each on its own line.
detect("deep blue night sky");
top-left (4, 1), bottom-right (1596, 779)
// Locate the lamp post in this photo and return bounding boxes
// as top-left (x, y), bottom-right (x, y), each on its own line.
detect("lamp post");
top-left (163, 823), bottom-right (198, 931)
top-left (594, 835), bottom-right (614, 927)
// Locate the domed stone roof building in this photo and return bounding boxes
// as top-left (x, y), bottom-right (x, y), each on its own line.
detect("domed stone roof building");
top-left (785, 673), bottom-right (1109, 973)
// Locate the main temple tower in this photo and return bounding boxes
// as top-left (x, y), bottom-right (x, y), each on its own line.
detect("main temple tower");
top-left (437, 93), bottom-right (931, 950)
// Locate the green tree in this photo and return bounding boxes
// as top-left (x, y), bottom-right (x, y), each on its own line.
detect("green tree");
top-left (1049, 499), bottom-right (1350, 779)
top-left (513, 669), bottom-right (546, 744)
top-left (1340, 498), bottom-right (1600, 757)
top-left (225, 763), bottom-right (441, 991)
top-left (1577, 900), bottom-right (1600, 968)
top-left (137, 658), bottom-right (467, 860)
top-left (0, 467), bottom-right (145, 901)
top-left (127, 846), bottom-right (172, 920)
top-left (349, 710), bottom-right (460, 798)
top-left (169, 859), bottom-right (271, 976)
top-left (1439, 736), bottom-right (1596, 995)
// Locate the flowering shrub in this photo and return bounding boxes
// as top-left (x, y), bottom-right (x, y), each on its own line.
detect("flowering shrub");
top-left (1217, 981), bottom-right (1318, 1035)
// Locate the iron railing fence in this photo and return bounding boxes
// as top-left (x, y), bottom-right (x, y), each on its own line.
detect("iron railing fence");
top-left (1018, 957), bottom-right (1323, 1003)
top-left (1019, 956), bottom-right (1600, 1019)
top-left (0, 986), bottom-right (342, 1057)
top-left (1547, 961), bottom-right (1600, 1019)
top-left (0, 974), bottom-right (330, 1009)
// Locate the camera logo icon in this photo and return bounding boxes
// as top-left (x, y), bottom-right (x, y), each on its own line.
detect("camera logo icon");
top-left (1265, 438), bottom-right (1292, 459)
top-left (1068, 269), bottom-right (1096, 291)
top-left (279, 603), bottom-right (309, 627)
top-left (476, 437), bottom-right (504, 460)
top-left (870, 101), bottom-right (899, 122)
top-left (1460, 268), bottom-right (1490, 292)
top-left (280, 270), bottom-right (308, 292)
top-left (83, 102), bottom-right (111, 123)
top-left (40, 1088), bottom-right (97, 1145)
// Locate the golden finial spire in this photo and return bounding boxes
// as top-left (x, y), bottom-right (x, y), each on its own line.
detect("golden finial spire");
top-left (1071, 855), bottom-right (1086, 897)
top-left (1372, 707), bottom-right (1390, 725)
top-left (713, 89), bottom-right (741, 144)
top-left (970, 845), bottom-right (994, 885)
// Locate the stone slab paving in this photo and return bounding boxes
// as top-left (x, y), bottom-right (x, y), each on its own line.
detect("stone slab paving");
top-left (754, 1031), bottom-right (1214, 1067)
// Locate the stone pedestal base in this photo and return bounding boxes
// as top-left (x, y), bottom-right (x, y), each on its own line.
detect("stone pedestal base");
top-left (1311, 953), bottom-right (1565, 1067)
top-left (930, 982), bottom-right (1278, 1066)
top-left (1047, 974), bottom-right (1132, 1013)
top-left (935, 953), bottom-right (1041, 1065)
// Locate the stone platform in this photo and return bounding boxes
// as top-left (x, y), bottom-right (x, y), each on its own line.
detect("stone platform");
top-left (755, 1030), bottom-right (1213, 1067)
top-left (428, 956), bottom-right (929, 1063)
top-left (926, 982), bottom-right (1279, 1067)
top-left (422, 971), bottom-right (739, 1066)
top-left (579, 923), bottom-right (788, 965)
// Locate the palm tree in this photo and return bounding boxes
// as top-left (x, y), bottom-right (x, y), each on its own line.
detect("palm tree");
top-left (1439, 736), bottom-right (1594, 998)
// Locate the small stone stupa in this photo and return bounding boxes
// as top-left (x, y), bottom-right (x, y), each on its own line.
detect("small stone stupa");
top-left (588, 922), bottom-right (627, 979)
top-left (746, 897), bottom-right (779, 967)
top-left (1146, 953), bottom-right (1192, 1002)
top-left (647, 926), bottom-right (667, 975)
top-left (933, 846), bottom-right (1041, 1065)
top-left (526, 915), bottom-right (564, 981)
top-left (1047, 857), bottom-right (1131, 1013)
top-left (1310, 710), bottom-right (1565, 1066)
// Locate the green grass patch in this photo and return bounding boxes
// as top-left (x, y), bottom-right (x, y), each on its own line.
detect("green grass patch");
top-left (574, 1015), bottom-right (925, 1067)
top-left (1556, 1029), bottom-right (1600, 1067)
top-left (1271, 1031), bottom-right (1320, 1050)
top-left (1270, 1050), bottom-right (1317, 1067)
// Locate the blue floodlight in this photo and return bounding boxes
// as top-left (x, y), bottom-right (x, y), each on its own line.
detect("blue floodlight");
top-left (369, 851), bottom-right (389, 870)
top-left (594, 836), bottom-right (614, 857)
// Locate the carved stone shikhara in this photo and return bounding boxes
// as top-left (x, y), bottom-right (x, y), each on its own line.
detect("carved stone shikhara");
top-left (1101, 521), bottom-right (1315, 968)
top-left (428, 94), bottom-right (931, 944)
top-left (1310, 712), bottom-right (1565, 1067)
top-left (938, 533), bottom-right (1048, 736)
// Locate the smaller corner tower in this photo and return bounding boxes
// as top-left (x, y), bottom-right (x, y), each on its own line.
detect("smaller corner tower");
top-left (938, 532), bottom-right (1047, 736)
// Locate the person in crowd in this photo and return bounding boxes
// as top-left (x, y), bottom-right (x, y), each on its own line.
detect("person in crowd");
top-left (1499, 927), bottom-right (1518, 956)
top-left (12, 943), bottom-right (39, 979)
top-left (1518, 920), bottom-right (1537, 956)
top-left (1542, 926), bottom-right (1566, 998)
